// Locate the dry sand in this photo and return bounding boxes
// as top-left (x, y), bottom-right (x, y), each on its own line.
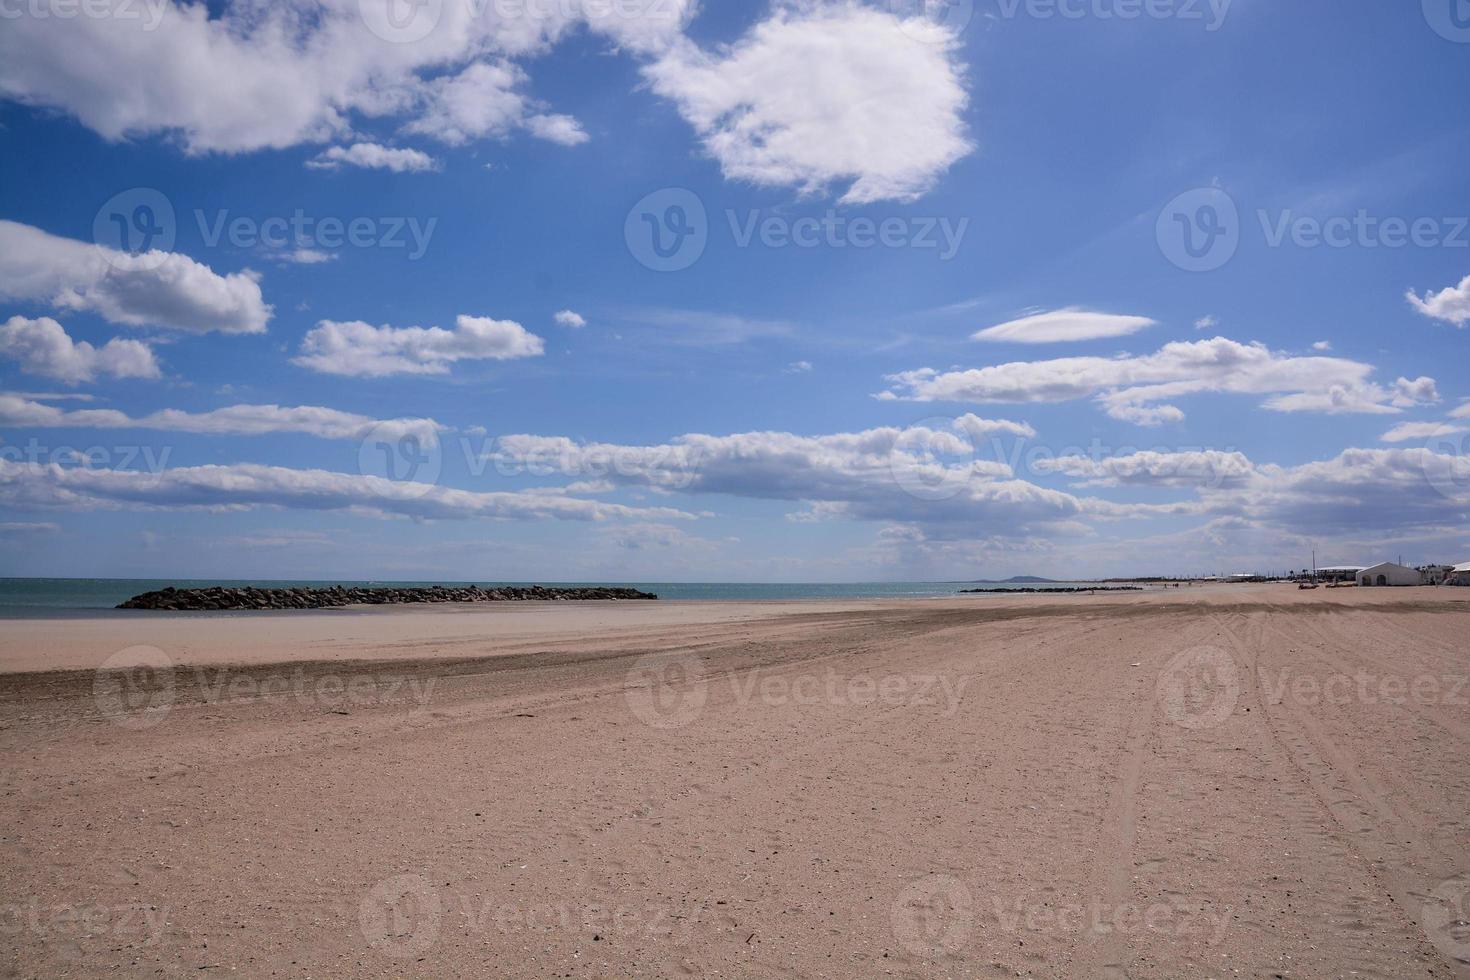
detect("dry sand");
top-left (1, 585), bottom-right (1467, 977)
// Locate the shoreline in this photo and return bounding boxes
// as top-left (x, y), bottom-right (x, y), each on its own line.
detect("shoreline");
top-left (3, 583), bottom-right (1466, 673)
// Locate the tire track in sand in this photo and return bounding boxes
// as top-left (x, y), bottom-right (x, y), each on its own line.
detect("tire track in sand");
top-left (1215, 610), bottom-right (1469, 979)
top-left (1070, 641), bottom-right (1160, 979)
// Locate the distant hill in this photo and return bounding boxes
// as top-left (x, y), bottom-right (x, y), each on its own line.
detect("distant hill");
top-left (971, 576), bottom-right (1060, 584)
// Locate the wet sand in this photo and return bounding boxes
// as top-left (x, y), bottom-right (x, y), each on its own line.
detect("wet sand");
top-left (2, 585), bottom-right (1467, 977)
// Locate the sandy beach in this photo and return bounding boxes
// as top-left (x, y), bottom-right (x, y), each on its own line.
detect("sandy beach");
top-left (2, 585), bottom-right (1468, 977)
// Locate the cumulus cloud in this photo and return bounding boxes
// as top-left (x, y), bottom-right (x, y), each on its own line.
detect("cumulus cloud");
top-left (405, 62), bottom-right (541, 146)
top-left (1032, 450), bottom-right (1257, 489)
top-left (478, 419), bottom-right (1470, 546)
top-left (0, 1), bottom-right (977, 204)
top-left (0, 459), bottom-right (695, 524)
top-left (1234, 447), bottom-right (1470, 536)
top-left (1194, 315), bottom-right (1218, 331)
top-left (0, 316), bottom-right (160, 383)
top-left (0, 393), bottom-right (439, 442)
top-left (307, 142), bottom-right (438, 172)
top-left (553, 309), bottom-right (587, 328)
top-left (1038, 444), bottom-right (1470, 539)
top-left (1312, 341), bottom-right (1332, 351)
top-left (0, 221), bottom-right (271, 334)
top-left (972, 308), bottom-right (1156, 344)
top-left (1406, 274), bottom-right (1470, 326)
top-left (643, 4), bottom-right (972, 203)
top-left (880, 336), bottom-right (1437, 425)
top-left (486, 415), bottom-right (1069, 533)
top-left (0, 0), bottom-right (691, 155)
top-left (294, 315), bottom-right (545, 377)
top-left (1262, 375), bottom-right (1437, 416)
top-left (525, 113), bottom-right (590, 146)
top-left (1452, 402), bottom-right (1470, 420)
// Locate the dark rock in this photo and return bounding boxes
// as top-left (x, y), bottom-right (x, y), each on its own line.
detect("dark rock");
top-left (117, 584), bottom-right (658, 611)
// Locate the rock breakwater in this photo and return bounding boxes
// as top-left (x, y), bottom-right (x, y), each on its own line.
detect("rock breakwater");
top-left (117, 584), bottom-right (658, 611)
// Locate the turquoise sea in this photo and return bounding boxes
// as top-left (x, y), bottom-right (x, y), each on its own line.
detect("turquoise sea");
top-left (0, 577), bottom-right (1119, 616)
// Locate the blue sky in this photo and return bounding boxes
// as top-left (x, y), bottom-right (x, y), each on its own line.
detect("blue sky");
top-left (0, 0), bottom-right (1467, 581)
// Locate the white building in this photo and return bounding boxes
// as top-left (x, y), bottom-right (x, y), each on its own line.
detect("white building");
top-left (1419, 565), bottom-right (1455, 585)
top-left (1448, 562), bottom-right (1470, 586)
top-left (1357, 562), bottom-right (1422, 587)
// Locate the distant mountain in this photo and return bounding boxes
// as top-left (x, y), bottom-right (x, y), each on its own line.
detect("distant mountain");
top-left (971, 576), bottom-right (1060, 584)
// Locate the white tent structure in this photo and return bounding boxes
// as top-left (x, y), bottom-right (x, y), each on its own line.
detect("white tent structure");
top-left (1357, 562), bottom-right (1421, 587)
top-left (1449, 562), bottom-right (1470, 586)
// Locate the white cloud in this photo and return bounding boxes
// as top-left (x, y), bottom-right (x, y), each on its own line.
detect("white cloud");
top-left (0, 0), bottom-right (691, 155)
top-left (487, 415), bottom-right (1065, 534)
top-left (1032, 450), bottom-right (1257, 489)
top-left (0, 1), bottom-right (977, 204)
top-left (1261, 376), bottom-right (1436, 416)
top-left (1232, 447), bottom-right (1470, 536)
top-left (1379, 420), bottom-right (1468, 443)
top-left (1036, 444), bottom-right (1470, 539)
top-left (881, 337), bottom-right (1437, 425)
top-left (602, 521), bottom-right (715, 552)
top-left (0, 393), bottom-right (439, 442)
top-left (0, 316), bottom-right (160, 384)
top-left (400, 64), bottom-right (587, 148)
top-left (0, 221), bottom-right (271, 334)
top-left (784, 360), bottom-right (813, 374)
top-left (7, 391), bottom-right (96, 402)
top-left (957, 415), bottom-right (1037, 438)
top-left (621, 307), bottom-right (795, 346)
top-left (0, 459), bottom-right (696, 524)
top-left (1452, 402), bottom-right (1470, 420)
top-left (405, 62), bottom-right (537, 146)
top-left (307, 142), bottom-right (438, 173)
top-left (1406, 274), bottom-right (1470, 326)
top-left (972, 308), bottom-right (1156, 344)
top-left (643, 4), bottom-right (972, 203)
top-left (553, 309), bottom-right (587, 328)
top-left (526, 113), bottom-right (590, 146)
top-left (1194, 315), bottom-right (1218, 331)
top-left (0, 521), bottom-right (60, 533)
top-left (276, 248), bottom-right (338, 265)
top-left (294, 314), bottom-right (545, 377)
top-left (1312, 340), bottom-right (1332, 351)
top-left (1393, 376), bottom-right (1440, 405)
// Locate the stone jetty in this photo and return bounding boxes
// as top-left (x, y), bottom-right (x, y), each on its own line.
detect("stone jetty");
top-left (117, 584), bottom-right (658, 611)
